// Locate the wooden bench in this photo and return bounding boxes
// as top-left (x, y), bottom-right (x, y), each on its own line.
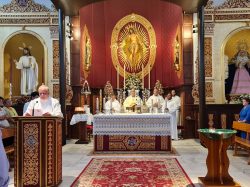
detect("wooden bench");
top-left (232, 121), bottom-right (250, 165)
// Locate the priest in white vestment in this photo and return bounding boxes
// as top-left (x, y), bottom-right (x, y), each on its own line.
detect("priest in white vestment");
top-left (0, 129), bottom-right (9, 187)
top-left (171, 89), bottom-right (181, 125)
top-left (146, 88), bottom-right (165, 112)
top-left (123, 88), bottom-right (142, 110)
top-left (162, 93), bottom-right (178, 140)
top-left (104, 94), bottom-right (121, 113)
top-left (15, 47), bottom-right (38, 95)
top-left (24, 85), bottom-right (63, 117)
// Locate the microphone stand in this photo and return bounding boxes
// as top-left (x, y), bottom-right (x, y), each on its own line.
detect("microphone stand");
top-left (32, 101), bottom-right (38, 116)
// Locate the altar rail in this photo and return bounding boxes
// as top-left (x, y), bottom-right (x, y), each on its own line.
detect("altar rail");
top-left (184, 104), bottom-right (242, 138)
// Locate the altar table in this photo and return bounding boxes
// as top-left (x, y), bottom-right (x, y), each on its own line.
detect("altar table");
top-left (93, 113), bottom-right (173, 152)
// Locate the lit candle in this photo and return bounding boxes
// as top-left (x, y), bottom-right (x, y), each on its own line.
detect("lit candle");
top-left (117, 66), bottom-right (119, 89)
top-left (123, 64), bottom-right (126, 90)
top-left (148, 65), bottom-right (151, 90)
top-left (99, 89), bottom-right (102, 111)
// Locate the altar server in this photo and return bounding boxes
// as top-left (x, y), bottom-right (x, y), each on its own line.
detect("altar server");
top-left (105, 94), bottom-right (121, 113)
top-left (146, 87), bottom-right (165, 109)
top-left (162, 93), bottom-right (178, 140)
top-left (171, 89), bottom-right (181, 125)
top-left (171, 89), bottom-right (181, 109)
top-left (24, 85), bottom-right (63, 117)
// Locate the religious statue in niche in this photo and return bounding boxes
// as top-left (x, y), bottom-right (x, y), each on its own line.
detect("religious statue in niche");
top-left (225, 40), bottom-right (250, 95)
top-left (84, 38), bottom-right (91, 71)
top-left (174, 36), bottom-right (180, 71)
top-left (14, 43), bottom-right (38, 96)
top-left (81, 25), bottom-right (92, 79)
top-left (111, 13), bottom-right (157, 78)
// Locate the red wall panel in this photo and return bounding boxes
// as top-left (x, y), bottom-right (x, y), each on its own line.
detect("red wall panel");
top-left (80, 0), bottom-right (183, 89)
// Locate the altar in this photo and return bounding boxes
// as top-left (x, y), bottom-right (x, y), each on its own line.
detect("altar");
top-left (93, 113), bottom-right (173, 152)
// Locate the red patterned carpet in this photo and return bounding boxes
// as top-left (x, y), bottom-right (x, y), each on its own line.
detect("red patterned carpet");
top-left (71, 158), bottom-right (194, 187)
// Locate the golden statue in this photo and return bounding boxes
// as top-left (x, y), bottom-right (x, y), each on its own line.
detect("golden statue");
top-left (81, 25), bottom-right (92, 79)
top-left (120, 28), bottom-right (147, 70)
top-left (84, 38), bottom-right (92, 71)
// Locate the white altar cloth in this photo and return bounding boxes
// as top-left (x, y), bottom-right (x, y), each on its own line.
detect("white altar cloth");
top-left (93, 113), bottom-right (173, 137)
top-left (70, 114), bottom-right (93, 125)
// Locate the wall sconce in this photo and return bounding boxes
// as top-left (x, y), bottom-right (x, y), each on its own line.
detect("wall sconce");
top-left (193, 24), bottom-right (198, 33)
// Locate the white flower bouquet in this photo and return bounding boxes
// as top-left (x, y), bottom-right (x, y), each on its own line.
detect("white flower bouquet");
top-left (125, 74), bottom-right (142, 90)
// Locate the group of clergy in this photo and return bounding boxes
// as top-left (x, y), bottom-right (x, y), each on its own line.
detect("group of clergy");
top-left (104, 87), bottom-right (181, 114)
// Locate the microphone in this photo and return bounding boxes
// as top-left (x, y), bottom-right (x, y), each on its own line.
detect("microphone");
top-left (32, 101), bottom-right (38, 116)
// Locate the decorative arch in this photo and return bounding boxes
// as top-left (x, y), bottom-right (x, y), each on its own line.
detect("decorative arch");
top-left (221, 26), bottom-right (250, 100)
top-left (1, 30), bottom-right (48, 97)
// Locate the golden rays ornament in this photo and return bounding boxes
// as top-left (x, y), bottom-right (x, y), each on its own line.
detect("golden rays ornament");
top-left (111, 13), bottom-right (157, 79)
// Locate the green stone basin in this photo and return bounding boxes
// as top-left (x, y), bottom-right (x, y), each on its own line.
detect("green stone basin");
top-left (198, 129), bottom-right (237, 140)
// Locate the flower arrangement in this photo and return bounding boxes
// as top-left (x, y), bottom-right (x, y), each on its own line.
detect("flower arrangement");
top-left (125, 74), bottom-right (142, 90)
top-left (239, 94), bottom-right (250, 101)
top-left (229, 94), bottom-right (250, 104)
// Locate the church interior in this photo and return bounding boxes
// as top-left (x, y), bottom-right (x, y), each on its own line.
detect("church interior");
top-left (1, 0), bottom-right (250, 186)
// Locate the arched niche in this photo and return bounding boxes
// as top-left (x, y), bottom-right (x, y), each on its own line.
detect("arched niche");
top-left (3, 32), bottom-right (45, 97)
top-left (223, 28), bottom-right (250, 100)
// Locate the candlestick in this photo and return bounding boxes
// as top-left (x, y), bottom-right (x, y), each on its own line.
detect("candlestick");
top-left (110, 98), bottom-right (113, 114)
top-left (123, 64), bottom-right (126, 90)
top-left (96, 97), bottom-right (99, 113)
top-left (151, 98), bottom-right (153, 113)
top-left (142, 65), bottom-right (144, 89)
top-left (99, 89), bottom-right (102, 111)
top-left (103, 98), bottom-right (106, 113)
top-left (117, 66), bottom-right (119, 89)
top-left (9, 83), bottom-right (12, 98)
top-left (148, 65), bottom-right (151, 90)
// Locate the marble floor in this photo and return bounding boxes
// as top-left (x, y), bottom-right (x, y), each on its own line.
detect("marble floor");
top-left (8, 139), bottom-right (250, 187)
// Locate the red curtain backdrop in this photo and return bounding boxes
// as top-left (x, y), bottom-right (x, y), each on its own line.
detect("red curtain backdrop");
top-left (79, 0), bottom-right (183, 89)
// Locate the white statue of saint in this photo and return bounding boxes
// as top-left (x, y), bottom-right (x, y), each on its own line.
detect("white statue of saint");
top-left (15, 46), bottom-right (38, 95)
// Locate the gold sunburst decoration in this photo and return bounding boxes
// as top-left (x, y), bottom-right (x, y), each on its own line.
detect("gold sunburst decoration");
top-left (111, 13), bottom-right (157, 78)
top-left (81, 25), bottom-right (92, 79)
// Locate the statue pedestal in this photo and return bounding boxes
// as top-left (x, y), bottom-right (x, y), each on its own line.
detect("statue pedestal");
top-left (198, 129), bottom-right (240, 187)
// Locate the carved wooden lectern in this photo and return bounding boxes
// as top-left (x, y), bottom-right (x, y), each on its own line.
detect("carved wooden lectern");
top-left (14, 116), bottom-right (62, 187)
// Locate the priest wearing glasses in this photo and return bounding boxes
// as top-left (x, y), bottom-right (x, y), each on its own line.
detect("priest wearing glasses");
top-left (24, 84), bottom-right (63, 117)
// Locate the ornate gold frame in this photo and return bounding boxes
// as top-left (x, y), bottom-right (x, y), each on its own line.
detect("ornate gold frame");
top-left (111, 13), bottom-right (157, 78)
